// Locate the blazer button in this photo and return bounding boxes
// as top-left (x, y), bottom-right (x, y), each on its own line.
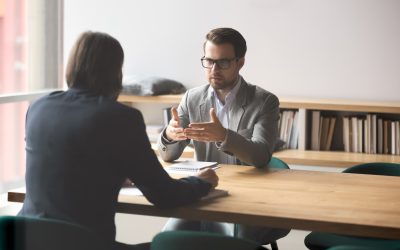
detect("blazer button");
top-left (162, 147), bottom-right (166, 151)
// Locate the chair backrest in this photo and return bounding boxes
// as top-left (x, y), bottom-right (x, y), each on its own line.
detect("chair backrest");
top-left (343, 162), bottom-right (400, 176)
top-left (0, 216), bottom-right (106, 250)
top-left (151, 231), bottom-right (263, 250)
top-left (268, 156), bottom-right (290, 169)
top-left (327, 244), bottom-right (400, 250)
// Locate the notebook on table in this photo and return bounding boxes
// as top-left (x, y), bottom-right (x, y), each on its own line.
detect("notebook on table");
top-left (165, 161), bottom-right (219, 174)
top-left (119, 187), bottom-right (228, 201)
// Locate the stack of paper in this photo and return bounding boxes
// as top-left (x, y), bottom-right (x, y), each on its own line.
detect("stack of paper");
top-left (119, 187), bottom-right (228, 201)
top-left (165, 161), bottom-right (219, 174)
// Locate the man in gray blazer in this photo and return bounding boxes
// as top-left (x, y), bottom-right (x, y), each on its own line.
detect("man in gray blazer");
top-left (157, 27), bottom-right (289, 245)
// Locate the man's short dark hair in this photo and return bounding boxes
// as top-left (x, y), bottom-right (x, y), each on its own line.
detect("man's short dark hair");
top-left (66, 31), bottom-right (124, 98)
top-left (204, 28), bottom-right (247, 58)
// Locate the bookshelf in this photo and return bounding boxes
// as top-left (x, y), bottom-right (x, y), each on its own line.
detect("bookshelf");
top-left (118, 94), bottom-right (400, 168)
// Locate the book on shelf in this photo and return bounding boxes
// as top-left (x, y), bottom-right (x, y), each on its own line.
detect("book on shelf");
top-left (391, 121), bottom-right (396, 155)
top-left (396, 121), bottom-right (400, 155)
top-left (341, 114), bottom-right (399, 155)
top-left (311, 111), bottom-right (321, 150)
top-left (383, 120), bottom-right (389, 154)
top-left (351, 117), bottom-right (358, 153)
top-left (278, 110), bottom-right (299, 149)
top-left (343, 117), bottom-right (350, 152)
top-left (319, 117), bottom-right (330, 151)
top-left (357, 118), bottom-right (363, 153)
top-left (285, 111), bottom-right (294, 147)
top-left (289, 111), bottom-right (300, 149)
top-left (325, 117), bottom-right (336, 151)
top-left (279, 111), bottom-right (288, 144)
top-left (372, 114), bottom-right (377, 154)
top-left (377, 118), bottom-right (383, 154)
top-left (366, 114), bottom-right (372, 154)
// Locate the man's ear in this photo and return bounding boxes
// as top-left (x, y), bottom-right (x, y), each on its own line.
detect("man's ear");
top-left (238, 57), bottom-right (245, 70)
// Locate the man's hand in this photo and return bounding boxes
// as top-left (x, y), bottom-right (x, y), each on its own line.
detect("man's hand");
top-left (196, 168), bottom-right (218, 189)
top-left (184, 108), bottom-right (227, 142)
top-left (165, 107), bottom-right (187, 141)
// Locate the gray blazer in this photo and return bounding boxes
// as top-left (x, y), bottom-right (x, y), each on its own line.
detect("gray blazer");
top-left (158, 77), bottom-right (280, 168)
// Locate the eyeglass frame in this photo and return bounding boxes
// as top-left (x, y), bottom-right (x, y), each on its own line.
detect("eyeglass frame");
top-left (200, 56), bottom-right (239, 70)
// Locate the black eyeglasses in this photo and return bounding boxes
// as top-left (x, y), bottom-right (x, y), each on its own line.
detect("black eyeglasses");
top-left (201, 57), bottom-right (238, 69)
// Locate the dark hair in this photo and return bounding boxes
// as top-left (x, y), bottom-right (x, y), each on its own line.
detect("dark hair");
top-left (204, 28), bottom-right (247, 58)
top-left (66, 31), bottom-right (124, 98)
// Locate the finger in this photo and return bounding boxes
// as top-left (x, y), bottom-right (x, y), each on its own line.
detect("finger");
top-left (188, 122), bottom-right (212, 129)
top-left (184, 129), bottom-right (205, 137)
top-left (172, 127), bottom-right (185, 133)
top-left (170, 120), bottom-right (183, 128)
top-left (185, 135), bottom-right (211, 142)
top-left (209, 108), bottom-right (219, 123)
top-left (171, 107), bottom-right (180, 123)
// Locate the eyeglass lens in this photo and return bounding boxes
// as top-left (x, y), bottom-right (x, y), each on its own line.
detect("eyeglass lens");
top-left (201, 58), bottom-right (234, 69)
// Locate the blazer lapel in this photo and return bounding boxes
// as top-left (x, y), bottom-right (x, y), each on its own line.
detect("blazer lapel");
top-left (229, 79), bottom-right (247, 132)
top-left (199, 88), bottom-right (212, 122)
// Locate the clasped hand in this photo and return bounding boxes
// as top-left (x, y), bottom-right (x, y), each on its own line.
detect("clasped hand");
top-left (165, 107), bottom-right (226, 143)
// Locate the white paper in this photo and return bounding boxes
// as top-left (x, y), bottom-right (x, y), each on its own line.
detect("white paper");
top-left (165, 161), bottom-right (218, 174)
top-left (119, 186), bottom-right (228, 201)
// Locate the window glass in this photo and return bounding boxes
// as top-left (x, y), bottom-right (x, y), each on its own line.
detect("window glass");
top-left (0, 0), bottom-right (28, 94)
top-left (0, 101), bottom-right (28, 193)
top-left (0, 0), bottom-right (62, 194)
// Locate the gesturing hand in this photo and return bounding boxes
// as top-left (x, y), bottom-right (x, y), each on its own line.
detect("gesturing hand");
top-left (165, 107), bottom-right (187, 141)
top-left (196, 168), bottom-right (218, 188)
top-left (184, 108), bottom-right (227, 142)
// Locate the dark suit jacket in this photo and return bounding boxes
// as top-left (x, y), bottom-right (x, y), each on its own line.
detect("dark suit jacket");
top-left (19, 87), bottom-right (211, 242)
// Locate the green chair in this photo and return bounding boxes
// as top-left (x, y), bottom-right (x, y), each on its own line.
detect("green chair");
top-left (232, 156), bottom-right (290, 250)
top-left (267, 156), bottom-right (290, 170)
top-left (151, 230), bottom-right (265, 250)
top-left (342, 162), bottom-right (400, 175)
top-left (0, 215), bottom-right (106, 250)
top-left (304, 162), bottom-right (400, 250)
top-left (327, 245), bottom-right (400, 250)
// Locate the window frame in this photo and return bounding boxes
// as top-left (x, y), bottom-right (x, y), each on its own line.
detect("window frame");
top-left (0, 0), bottom-right (64, 196)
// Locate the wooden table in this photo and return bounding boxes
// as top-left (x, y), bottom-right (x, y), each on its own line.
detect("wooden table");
top-left (8, 165), bottom-right (400, 239)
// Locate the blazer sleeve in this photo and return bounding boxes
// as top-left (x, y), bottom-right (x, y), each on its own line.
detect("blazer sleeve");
top-left (118, 109), bottom-right (210, 209)
top-left (157, 91), bottom-right (190, 162)
top-left (218, 93), bottom-right (280, 168)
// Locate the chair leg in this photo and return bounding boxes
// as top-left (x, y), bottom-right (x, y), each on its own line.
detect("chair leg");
top-left (270, 241), bottom-right (278, 250)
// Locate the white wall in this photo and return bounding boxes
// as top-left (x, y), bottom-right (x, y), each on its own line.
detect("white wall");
top-left (64, 0), bottom-right (400, 102)
top-left (61, 2), bottom-right (400, 244)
